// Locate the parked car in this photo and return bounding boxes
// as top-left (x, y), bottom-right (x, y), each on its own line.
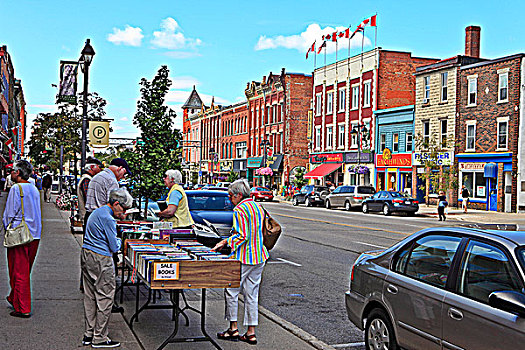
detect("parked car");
top-left (362, 190), bottom-right (418, 216)
top-left (292, 185), bottom-right (330, 207)
top-left (250, 186), bottom-right (274, 201)
top-left (193, 183), bottom-right (206, 190)
top-left (325, 185), bottom-right (376, 211)
top-left (216, 181), bottom-right (231, 188)
top-left (346, 226), bottom-right (525, 350)
top-left (186, 190), bottom-right (234, 236)
top-left (205, 186), bottom-right (228, 191)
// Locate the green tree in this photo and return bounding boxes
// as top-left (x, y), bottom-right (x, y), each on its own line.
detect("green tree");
top-left (293, 167), bottom-right (308, 189)
top-left (130, 65), bottom-right (182, 215)
top-left (227, 170), bottom-right (239, 182)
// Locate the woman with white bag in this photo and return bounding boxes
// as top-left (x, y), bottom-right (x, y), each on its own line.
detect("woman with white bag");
top-left (3, 160), bottom-right (42, 318)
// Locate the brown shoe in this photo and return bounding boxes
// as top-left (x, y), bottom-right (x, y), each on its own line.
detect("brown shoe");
top-left (217, 328), bottom-right (239, 341)
top-left (10, 311), bottom-right (31, 318)
top-left (239, 333), bottom-right (257, 345)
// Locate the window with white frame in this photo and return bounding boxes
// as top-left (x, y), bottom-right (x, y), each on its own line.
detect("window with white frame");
top-left (316, 94), bottom-right (322, 115)
top-left (352, 86), bottom-right (359, 109)
top-left (423, 120), bottom-right (430, 146)
top-left (406, 132), bottom-right (413, 151)
top-left (339, 89), bottom-right (346, 111)
top-left (351, 123), bottom-right (358, 147)
top-left (424, 76), bottom-right (430, 103)
top-left (393, 133), bottom-right (399, 152)
top-left (497, 118), bottom-right (508, 149)
top-left (440, 119), bottom-right (448, 147)
top-left (327, 91), bottom-right (333, 114)
top-left (441, 72), bottom-right (448, 102)
top-left (315, 127), bottom-right (321, 149)
top-left (326, 126), bottom-right (333, 148)
top-left (468, 77), bottom-right (477, 105)
top-left (499, 72), bottom-right (508, 102)
top-left (363, 81), bottom-right (371, 107)
top-left (466, 121), bottom-right (476, 151)
top-left (380, 134), bottom-right (386, 152)
top-left (338, 125), bottom-right (345, 148)
top-left (236, 141), bottom-right (247, 158)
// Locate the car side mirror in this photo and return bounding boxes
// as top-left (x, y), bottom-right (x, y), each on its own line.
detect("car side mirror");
top-left (489, 291), bottom-right (525, 317)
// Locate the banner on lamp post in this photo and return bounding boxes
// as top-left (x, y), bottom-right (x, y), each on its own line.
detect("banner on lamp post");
top-left (57, 61), bottom-right (79, 104)
top-left (89, 121), bottom-right (110, 148)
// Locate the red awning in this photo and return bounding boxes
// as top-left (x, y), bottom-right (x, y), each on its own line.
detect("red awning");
top-left (304, 163), bottom-right (342, 179)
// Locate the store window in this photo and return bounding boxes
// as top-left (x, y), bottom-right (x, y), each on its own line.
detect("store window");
top-left (380, 133), bottom-right (386, 152)
top-left (468, 77), bottom-right (477, 105)
top-left (462, 171), bottom-right (485, 199)
top-left (424, 76), bottom-right (430, 103)
top-left (440, 119), bottom-right (448, 147)
top-left (316, 94), bottom-right (322, 115)
top-left (393, 133), bottom-right (399, 152)
top-left (236, 142), bottom-right (247, 158)
top-left (339, 89), bottom-right (346, 111)
top-left (315, 127), bottom-right (321, 150)
top-left (423, 120), bottom-right (430, 146)
top-left (406, 132), bottom-right (413, 152)
top-left (498, 119), bottom-right (508, 149)
top-left (352, 86), bottom-right (359, 110)
top-left (327, 126), bottom-right (333, 148)
top-left (327, 91), bottom-right (333, 114)
top-left (499, 72), bottom-right (508, 102)
top-left (441, 72), bottom-right (448, 102)
top-left (363, 82), bottom-right (371, 107)
top-left (338, 125), bottom-right (345, 148)
top-left (466, 121), bottom-right (476, 151)
top-left (351, 123), bottom-right (358, 147)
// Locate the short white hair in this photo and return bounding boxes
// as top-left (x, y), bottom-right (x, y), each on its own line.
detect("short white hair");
top-left (165, 169), bottom-right (182, 183)
top-left (108, 188), bottom-right (133, 209)
top-left (229, 179), bottom-right (251, 199)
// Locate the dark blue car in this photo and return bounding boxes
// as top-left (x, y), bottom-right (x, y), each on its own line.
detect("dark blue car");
top-left (186, 190), bottom-right (234, 236)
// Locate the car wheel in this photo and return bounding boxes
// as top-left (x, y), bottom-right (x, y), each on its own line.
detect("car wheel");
top-left (292, 198), bottom-right (298, 206)
top-left (344, 201), bottom-right (351, 211)
top-left (305, 197), bottom-right (312, 207)
top-left (325, 200), bottom-right (331, 209)
top-left (383, 204), bottom-right (391, 216)
top-left (362, 203), bottom-right (369, 214)
top-left (365, 308), bottom-right (398, 350)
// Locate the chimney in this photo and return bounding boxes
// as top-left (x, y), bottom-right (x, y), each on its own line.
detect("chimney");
top-left (465, 26), bottom-right (481, 58)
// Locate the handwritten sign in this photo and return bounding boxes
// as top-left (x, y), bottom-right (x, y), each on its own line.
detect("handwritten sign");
top-left (154, 262), bottom-right (180, 281)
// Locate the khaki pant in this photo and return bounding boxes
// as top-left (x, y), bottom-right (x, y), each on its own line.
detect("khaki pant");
top-left (81, 248), bottom-right (115, 343)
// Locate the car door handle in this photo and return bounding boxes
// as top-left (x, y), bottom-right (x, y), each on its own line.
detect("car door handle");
top-left (448, 308), bottom-right (463, 320)
top-left (387, 285), bottom-right (398, 294)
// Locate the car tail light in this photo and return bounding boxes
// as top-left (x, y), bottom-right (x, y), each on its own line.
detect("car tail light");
top-left (354, 196), bottom-right (363, 200)
top-left (413, 200), bottom-right (419, 204)
top-left (311, 191), bottom-right (315, 195)
top-left (350, 264), bottom-right (356, 282)
top-left (393, 199), bottom-right (404, 203)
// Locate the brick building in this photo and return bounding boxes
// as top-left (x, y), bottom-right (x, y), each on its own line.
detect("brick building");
top-left (413, 27), bottom-right (485, 204)
top-left (245, 69), bottom-right (312, 186)
top-left (309, 48), bottom-right (437, 187)
top-left (455, 53), bottom-right (525, 212)
top-left (219, 102), bottom-right (249, 179)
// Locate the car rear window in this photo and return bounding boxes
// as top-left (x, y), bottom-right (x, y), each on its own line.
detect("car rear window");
top-left (187, 194), bottom-right (233, 211)
top-left (358, 186), bottom-right (375, 194)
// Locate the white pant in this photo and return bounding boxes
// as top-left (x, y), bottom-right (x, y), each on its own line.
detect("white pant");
top-left (224, 262), bottom-right (265, 326)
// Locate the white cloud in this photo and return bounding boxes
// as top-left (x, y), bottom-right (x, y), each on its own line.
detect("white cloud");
top-left (107, 25), bottom-right (144, 47)
top-left (151, 18), bottom-right (202, 50)
top-left (255, 23), bottom-right (372, 54)
top-left (163, 51), bottom-right (201, 59)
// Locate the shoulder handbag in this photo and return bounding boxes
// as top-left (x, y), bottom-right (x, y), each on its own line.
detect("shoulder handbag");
top-left (261, 206), bottom-right (282, 251)
top-left (4, 184), bottom-right (34, 248)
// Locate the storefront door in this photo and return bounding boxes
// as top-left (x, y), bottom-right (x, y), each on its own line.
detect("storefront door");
top-left (504, 172), bottom-right (512, 213)
top-left (488, 178), bottom-right (498, 211)
top-left (387, 172), bottom-right (397, 191)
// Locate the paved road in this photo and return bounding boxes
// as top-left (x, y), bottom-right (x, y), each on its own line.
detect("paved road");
top-left (257, 201), bottom-right (455, 350)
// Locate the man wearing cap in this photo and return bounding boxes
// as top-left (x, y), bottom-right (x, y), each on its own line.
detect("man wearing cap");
top-left (41, 166), bottom-right (52, 202)
top-left (78, 157), bottom-right (103, 234)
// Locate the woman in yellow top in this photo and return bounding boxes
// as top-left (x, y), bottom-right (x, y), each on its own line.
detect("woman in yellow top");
top-left (157, 170), bottom-right (194, 228)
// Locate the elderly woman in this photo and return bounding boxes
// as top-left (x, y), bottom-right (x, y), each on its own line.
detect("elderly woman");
top-left (157, 169), bottom-right (194, 228)
top-left (3, 160), bottom-right (42, 318)
top-left (213, 179), bottom-right (269, 345)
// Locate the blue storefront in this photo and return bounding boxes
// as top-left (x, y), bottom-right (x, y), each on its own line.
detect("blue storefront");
top-left (456, 152), bottom-right (513, 212)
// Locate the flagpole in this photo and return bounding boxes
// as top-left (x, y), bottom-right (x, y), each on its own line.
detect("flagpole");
top-left (335, 39), bottom-right (338, 75)
top-left (361, 26), bottom-right (365, 72)
top-left (324, 42), bottom-right (327, 77)
top-left (347, 25), bottom-right (351, 78)
top-left (375, 13), bottom-right (378, 48)
top-left (314, 41), bottom-right (317, 71)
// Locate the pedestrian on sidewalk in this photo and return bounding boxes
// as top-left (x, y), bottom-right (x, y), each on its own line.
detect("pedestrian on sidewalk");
top-left (437, 190), bottom-right (448, 221)
top-left (3, 160), bottom-right (42, 318)
top-left (81, 188), bottom-right (132, 348)
top-left (41, 167), bottom-right (53, 202)
top-left (78, 157), bottom-right (104, 234)
top-left (157, 169), bottom-right (194, 228)
top-left (461, 185), bottom-right (470, 213)
top-left (213, 179), bottom-right (268, 345)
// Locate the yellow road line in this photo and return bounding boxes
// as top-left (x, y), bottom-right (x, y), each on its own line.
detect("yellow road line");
top-left (273, 212), bottom-right (414, 236)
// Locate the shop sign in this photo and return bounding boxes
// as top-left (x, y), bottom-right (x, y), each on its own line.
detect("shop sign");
top-left (413, 151), bottom-right (454, 166)
top-left (477, 185), bottom-right (486, 197)
top-left (345, 152), bottom-right (374, 164)
top-left (459, 162), bottom-right (486, 171)
top-left (247, 157), bottom-right (263, 168)
top-left (154, 262), bottom-right (179, 281)
top-left (376, 153), bottom-right (412, 167)
top-left (220, 160), bottom-right (233, 172)
top-left (310, 153), bottom-right (343, 163)
top-left (200, 163), bottom-right (208, 172)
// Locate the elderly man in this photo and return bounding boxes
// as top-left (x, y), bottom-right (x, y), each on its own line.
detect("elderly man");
top-left (157, 169), bottom-right (194, 228)
top-left (81, 188), bottom-right (133, 348)
top-left (78, 157), bottom-right (103, 233)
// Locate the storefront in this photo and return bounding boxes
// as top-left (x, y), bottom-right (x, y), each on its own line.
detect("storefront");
top-left (412, 151), bottom-right (454, 204)
top-left (375, 150), bottom-right (412, 193)
top-left (266, 154), bottom-right (283, 187)
top-left (305, 152), bottom-right (344, 186)
top-left (345, 152), bottom-right (374, 186)
top-left (233, 159), bottom-right (247, 179)
top-left (246, 157), bottom-right (262, 184)
top-left (456, 152), bottom-right (513, 212)
top-left (218, 160), bottom-right (233, 182)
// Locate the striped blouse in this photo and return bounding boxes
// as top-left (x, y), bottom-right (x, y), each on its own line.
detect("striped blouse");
top-left (227, 197), bottom-right (269, 265)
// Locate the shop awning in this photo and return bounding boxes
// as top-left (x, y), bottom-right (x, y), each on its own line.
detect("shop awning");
top-left (484, 162), bottom-right (498, 178)
top-left (304, 163), bottom-right (342, 179)
top-left (269, 155), bottom-right (283, 171)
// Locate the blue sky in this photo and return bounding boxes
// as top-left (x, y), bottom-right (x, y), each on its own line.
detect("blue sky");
top-left (2, 0), bottom-right (524, 139)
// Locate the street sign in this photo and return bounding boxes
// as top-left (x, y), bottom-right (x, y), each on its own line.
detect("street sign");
top-left (89, 121), bottom-right (110, 147)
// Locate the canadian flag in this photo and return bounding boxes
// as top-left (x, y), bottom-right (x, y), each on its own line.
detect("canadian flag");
top-left (351, 15), bottom-right (377, 39)
top-left (306, 41), bottom-right (315, 59)
top-left (332, 31), bottom-right (338, 42)
top-left (5, 138), bottom-right (13, 150)
top-left (317, 41), bottom-right (327, 54)
top-left (339, 28), bottom-right (350, 39)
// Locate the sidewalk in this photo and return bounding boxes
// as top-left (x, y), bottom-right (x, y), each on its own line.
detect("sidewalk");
top-left (1, 195), bottom-right (324, 350)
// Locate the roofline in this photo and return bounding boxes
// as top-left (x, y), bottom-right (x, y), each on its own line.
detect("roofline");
top-left (460, 53), bottom-right (525, 70)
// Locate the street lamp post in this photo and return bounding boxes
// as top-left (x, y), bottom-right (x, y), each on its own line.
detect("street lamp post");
top-left (79, 39), bottom-right (95, 170)
top-left (260, 139), bottom-right (271, 186)
top-left (350, 124), bottom-right (368, 185)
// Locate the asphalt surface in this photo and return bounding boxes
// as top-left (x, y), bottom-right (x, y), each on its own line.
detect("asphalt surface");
top-left (258, 201), bottom-right (459, 350)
